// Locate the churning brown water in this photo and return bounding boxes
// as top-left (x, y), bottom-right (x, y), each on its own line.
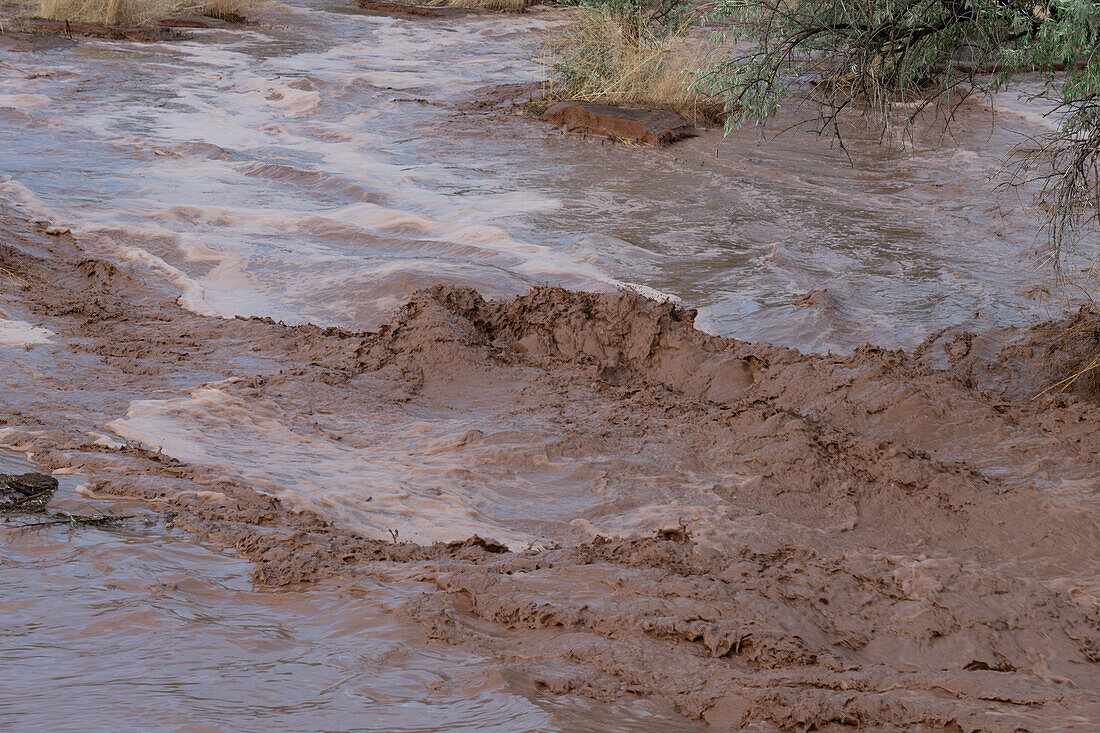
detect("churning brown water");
top-left (2, 444), bottom-right (698, 731)
top-left (2, 1), bottom-right (1099, 730)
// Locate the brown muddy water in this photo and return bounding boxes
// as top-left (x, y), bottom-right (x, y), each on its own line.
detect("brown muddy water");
top-left (1, 1), bottom-right (1100, 730)
top-left (2, 442), bottom-right (695, 731)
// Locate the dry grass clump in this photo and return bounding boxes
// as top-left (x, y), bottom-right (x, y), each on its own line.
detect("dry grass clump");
top-left (37, 0), bottom-right (198, 25)
top-left (546, 7), bottom-right (727, 124)
top-left (200, 0), bottom-right (253, 21)
top-left (37, 0), bottom-right (255, 24)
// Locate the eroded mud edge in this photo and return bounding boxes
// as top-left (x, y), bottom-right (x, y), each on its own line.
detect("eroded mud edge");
top-left (1, 204), bottom-right (1099, 730)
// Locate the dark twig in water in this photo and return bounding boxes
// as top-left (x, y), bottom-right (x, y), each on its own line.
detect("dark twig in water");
top-left (11, 511), bottom-right (133, 530)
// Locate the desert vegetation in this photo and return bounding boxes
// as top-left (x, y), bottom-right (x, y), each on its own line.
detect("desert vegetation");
top-left (546, 3), bottom-right (725, 121)
top-left (37, 0), bottom-right (194, 25)
top-left (199, 0), bottom-right (253, 21)
top-left (546, 0), bottom-right (727, 121)
top-left (701, 0), bottom-right (1099, 247)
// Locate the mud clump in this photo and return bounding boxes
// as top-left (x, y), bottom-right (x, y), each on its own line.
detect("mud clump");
top-left (927, 306), bottom-right (1100, 402)
top-left (419, 284), bottom-right (755, 404)
top-left (3, 202), bottom-right (1100, 729)
top-left (542, 101), bottom-right (698, 146)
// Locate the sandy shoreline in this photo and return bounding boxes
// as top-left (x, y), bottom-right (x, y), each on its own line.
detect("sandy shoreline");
top-left (2, 198), bottom-right (1099, 729)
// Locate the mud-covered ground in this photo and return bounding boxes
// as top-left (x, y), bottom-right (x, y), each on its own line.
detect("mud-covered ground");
top-left (3, 199), bottom-right (1099, 730)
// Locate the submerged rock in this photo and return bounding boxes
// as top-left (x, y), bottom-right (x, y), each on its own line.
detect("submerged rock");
top-left (0, 472), bottom-right (58, 512)
top-left (542, 101), bottom-right (697, 146)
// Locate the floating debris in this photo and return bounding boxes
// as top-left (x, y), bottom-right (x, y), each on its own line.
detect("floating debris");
top-left (11, 511), bottom-right (134, 530)
top-left (0, 472), bottom-right (58, 512)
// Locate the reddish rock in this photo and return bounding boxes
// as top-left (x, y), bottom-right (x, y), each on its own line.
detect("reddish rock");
top-left (542, 101), bottom-right (697, 146)
top-left (356, 1), bottom-right (466, 17)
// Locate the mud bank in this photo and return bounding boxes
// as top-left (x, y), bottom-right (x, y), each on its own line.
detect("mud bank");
top-left (0, 16), bottom-right (234, 43)
top-left (16, 19), bottom-right (183, 41)
top-left (2, 202), bottom-right (1100, 729)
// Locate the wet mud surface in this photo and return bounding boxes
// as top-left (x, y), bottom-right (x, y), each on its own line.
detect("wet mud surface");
top-left (2, 200), bottom-right (1099, 729)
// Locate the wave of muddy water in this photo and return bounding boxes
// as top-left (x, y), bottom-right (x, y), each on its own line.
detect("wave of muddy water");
top-left (1, 0), bottom-right (1100, 729)
top-left (4, 454), bottom-right (683, 732)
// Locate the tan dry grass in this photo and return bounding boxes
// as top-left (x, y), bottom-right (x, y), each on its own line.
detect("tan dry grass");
top-left (201, 0), bottom-right (254, 22)
top-left (37, 0), bottom-right (197, 25)
top-left (1033, 312), bottom-right (1100, 398)
top-left (546, 8), bottom-right (726, 124)
top-left (37, 0), bottom-right (256, 24)
top-left (0, 263), bottom-right (34, 303)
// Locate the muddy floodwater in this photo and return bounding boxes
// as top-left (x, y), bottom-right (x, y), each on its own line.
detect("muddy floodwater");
top-left (0, 0), bottom-right (1064, 349)
top-left (3, 454), bottom-right (696, 732)
top-left (2, 1), bottom-right (1100, 730)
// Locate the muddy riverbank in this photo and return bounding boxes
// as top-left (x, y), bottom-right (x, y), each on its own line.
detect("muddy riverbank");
top-left (0, 205), bottom-right (698, 731)
top-left (3, 198), bottom-right (1100, 729)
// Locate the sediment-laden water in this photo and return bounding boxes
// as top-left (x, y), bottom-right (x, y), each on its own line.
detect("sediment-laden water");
top-left (0, 0), bottom-right (1064, 347)
top-left (2, 2), bottom-right (1099, 730)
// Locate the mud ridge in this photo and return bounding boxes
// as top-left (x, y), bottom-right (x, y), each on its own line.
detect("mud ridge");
top-left (1, 205), bottom-right (1099, 729)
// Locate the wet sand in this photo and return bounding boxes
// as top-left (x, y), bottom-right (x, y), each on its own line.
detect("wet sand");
top-left (2, 197), bottom-right (1100, 729)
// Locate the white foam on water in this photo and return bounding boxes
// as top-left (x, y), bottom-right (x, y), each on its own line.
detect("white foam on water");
top-left (0, 178), bottom-right (60, 222)
top-left (106, 384), bottom-right (541, 549)
top-left (0, 19), bottom-right (672, 325)
top-left (0, 317), bottom-right (54, 346)
top-left (0, 93), bottom-right (51, 109)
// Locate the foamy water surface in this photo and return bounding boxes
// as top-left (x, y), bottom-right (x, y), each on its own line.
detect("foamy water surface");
top-left (0, 1), bottom-right (1065, 345)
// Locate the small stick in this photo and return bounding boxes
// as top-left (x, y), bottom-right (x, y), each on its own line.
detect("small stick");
top-left (11, 512), bottom-right (134, 530)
